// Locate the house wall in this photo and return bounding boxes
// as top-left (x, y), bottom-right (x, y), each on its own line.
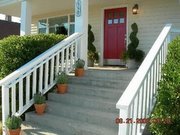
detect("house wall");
top-left (0, 20), bottom-right (20, 39)
top-left (31, 0), bottom-right (180, 63)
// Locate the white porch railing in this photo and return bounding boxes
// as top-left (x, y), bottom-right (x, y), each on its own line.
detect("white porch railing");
top-left (116, 24), bottom-right (172, 135)
top-left (0, 32), bottom-right (83, 134)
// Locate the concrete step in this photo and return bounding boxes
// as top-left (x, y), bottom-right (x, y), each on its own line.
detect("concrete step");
top-left (25, 112), bottom-right (118, 135)
top-left (67, 84), bottom-right (124, 100)
top-left (84, 69), bottom-right (136, 80)
top-left (46, 101), bottom-right (118, 129)
top-left (68, 77), bottom-right (130, 89)
top-left (22, 121), bottom-right (70, 135)
top-left (48, 93), bottom-right (118, 113)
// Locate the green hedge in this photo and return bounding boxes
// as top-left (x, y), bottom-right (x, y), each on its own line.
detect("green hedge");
top-left (0, 34), bottom-right (66, 79)
top-left (150, 37), bottom-right (180, 135)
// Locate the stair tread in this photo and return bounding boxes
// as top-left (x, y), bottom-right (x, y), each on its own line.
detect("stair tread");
top-left (22, 121), bottom-right (68, 135)
top-left (68, 83), bottom-right (125, 91)
top-left (26, 112), bottom-right (117, 135)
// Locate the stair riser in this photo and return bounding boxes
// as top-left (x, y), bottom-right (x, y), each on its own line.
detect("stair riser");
top-left (48, 94), bottom-right (118, 113)
top-left (26, 114), bottom-right (100, 135)
top-left (68, 86), bottom-right (122, 99)
top-left (68, 79), bottom-right (129, 89)
top-left (46, 103), bottom-right (118, 129)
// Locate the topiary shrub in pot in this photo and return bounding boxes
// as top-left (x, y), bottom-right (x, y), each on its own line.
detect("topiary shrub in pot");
top-left (122, 23), bottom-right (145, 69)
top-left (88, 24), bottom-right (99, 66)
top-left (5, 115), bottom-right (22, 135)
top-left (74, 59), bottom-right (85, 77)
top-left (56, 72), bottom-right (68, 94)
top-left (34, 93), bottom-right (46, 115)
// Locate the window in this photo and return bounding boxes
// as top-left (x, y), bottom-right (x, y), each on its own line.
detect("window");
top-left (38, 19), bottom-right (47, 33)
top-left (38, 14), bottom-right (75, 36)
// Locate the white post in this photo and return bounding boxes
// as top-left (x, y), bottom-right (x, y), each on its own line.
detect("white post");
top-left (20, 0), bottom-right (32, 35)
top-left (75, 0), bottom-right (88, 69)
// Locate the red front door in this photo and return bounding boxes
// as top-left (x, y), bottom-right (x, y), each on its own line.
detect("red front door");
top-left (104, 7), bottom-right (127, 64)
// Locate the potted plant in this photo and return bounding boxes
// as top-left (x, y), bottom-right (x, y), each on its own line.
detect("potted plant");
top-left (88, 24), bottom-right (99, 67)
top-left (34, 92), bottom-right (46, 115)
top-left (5, 115), bottom-right (22, 135)
top-left (56, 72), bottom-right (68, 94)
top-left (74, 59), bottom-right (85, 77)
top-left (122, 23), bottom-right (145, 69)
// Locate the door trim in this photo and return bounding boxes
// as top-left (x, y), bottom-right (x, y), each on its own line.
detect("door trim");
top-left (100, 5), bottom-right (128, 66)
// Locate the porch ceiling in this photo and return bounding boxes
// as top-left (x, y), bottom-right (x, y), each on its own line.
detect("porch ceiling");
top-left (0, 0), bottom-right (123, 17)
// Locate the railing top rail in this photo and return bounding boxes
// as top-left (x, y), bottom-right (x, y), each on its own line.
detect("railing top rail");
top-left (116, 24), bottom-right (172, 109)
top-left (0, 32), bottom-right (82, 86)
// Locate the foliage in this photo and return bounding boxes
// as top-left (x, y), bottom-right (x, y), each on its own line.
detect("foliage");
top-left (74, 58), bottom-right (85, 68)
top-left (0, 34), bottom-right (66, 79)
top-left (34, 93), bottom-right (46, 104)
top-left (150, 37), bottom-right (180, 135)
top-left (5, 115), bottom-right (22, 130)
top-left (123, 23), bottom-right (144, 62)
top-left (56, 72), bottom-right (68, 84)
top-left (88, 24), bottom-right (99, 62)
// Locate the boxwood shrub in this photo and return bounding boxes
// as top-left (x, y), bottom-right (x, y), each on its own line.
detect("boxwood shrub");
top-left (150, 37), bottom-right (180, 135)
top-left (0, 34), bottom-right (66, 79)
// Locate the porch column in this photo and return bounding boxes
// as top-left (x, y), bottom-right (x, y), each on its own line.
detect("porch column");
top-left (20, 0), bottom-right (32, 35)
top-left (75, 0), bottom-right (88, 69)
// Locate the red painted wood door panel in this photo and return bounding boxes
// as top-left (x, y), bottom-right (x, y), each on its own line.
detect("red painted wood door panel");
top-left (104, 7), bottom-right (127, 60)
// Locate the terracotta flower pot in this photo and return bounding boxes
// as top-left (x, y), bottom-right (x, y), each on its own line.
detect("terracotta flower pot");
top-left (34, 103), bottom-right (46, 115)
top-left (8, 128), bottom-right (21, 135)
top-left (75, 68), bottom-right (84, 77)
top-left (56, 84), bottom-right (68, 94)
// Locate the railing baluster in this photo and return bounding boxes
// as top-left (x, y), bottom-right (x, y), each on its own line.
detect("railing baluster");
top-left (50, 57), bottom-right (55, 84)
top-left (26, 75), bottom-right (30, 105)
top-left (39, 65), bottom-right (43, 93)
top-left (61, 49), bottom-right (65, 72)
top-left (149, 67), bottom-right (153, 112)
top-left (55, 53), bottom-right (60, 75)
top-left (19, 79), bottom-right (23, 112)
top-left (75, 41), bottom-right (78, 61)
top-left (33, 70), bottom-right (37, 95)
top-left (137, 86), bottom-right (143, 134)
top-left (70, 44), bottom-right (74, 69)
top-left (44, 61), bottom-right (49, 89)
top-left (11, 84), bottom-right (16, 115)
top-left (66, 47), bottom-right (69, 73)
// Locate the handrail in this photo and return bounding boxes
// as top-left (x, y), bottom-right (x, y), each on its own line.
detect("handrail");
top-left (116, 24), bottom-right (172, 135)
top-left (1, 32), bottom-right (83, 135)
top-left (0, 33), bottom-right (82, 86)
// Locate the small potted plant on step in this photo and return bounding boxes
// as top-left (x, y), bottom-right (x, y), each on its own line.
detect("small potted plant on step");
top-left (56, 72), bottom-right (68, 94)
top-left (34, 92), bottom-right (46, 115)
top-left (5, 115), bottom-right (22, 135)
top-left (74, 58), bottom-right (85, 77)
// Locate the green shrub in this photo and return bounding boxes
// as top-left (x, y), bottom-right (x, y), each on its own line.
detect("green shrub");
top-left (56, 72), bottom-right (68, 84)
top-left (0, 34), bottom-right (66, 79)
top-left (5, 115), bottom-right (22, 130)
top-left (34, 93), bottom-right (46, 104)
top-left (88, 24), bottom-right (99, 62)
top-left (74, 59), bottom-right (85, 68)
top-left (150, 37), bottom-right (180, 135)
top-left (123, 23), bottom-right (145, 62)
